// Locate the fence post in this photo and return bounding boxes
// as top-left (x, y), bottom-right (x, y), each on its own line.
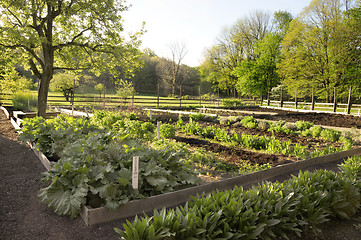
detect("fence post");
top-left (311, 88), bottom-right (315, 111)
top-left (179, 97), bottom-right (182, 108)
top-left (260, 89), bottom-right (263, 106)
top-left (347, 86), bottom-right (352, 115)
top-left (198, 85), bottom-right (201, 106)
top-left (280, 86), bottom-right (284, 108)
top-left (333, 87), bottom-right (337, 112)
top-left (157, 84), bottom-right (160, 108)
top-left (267, 88), bottom-right (270, 106)
top-left (295, 88), bottom-right (298, 109)
top-left (131, 90), bottom-right (134, 108)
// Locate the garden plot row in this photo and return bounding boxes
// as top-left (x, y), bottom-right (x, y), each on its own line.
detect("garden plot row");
top-left (5, 108), bottom-right (361, 226)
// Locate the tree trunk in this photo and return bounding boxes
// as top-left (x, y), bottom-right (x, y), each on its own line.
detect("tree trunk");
top-left (37, 68), bottom-right (52, 117)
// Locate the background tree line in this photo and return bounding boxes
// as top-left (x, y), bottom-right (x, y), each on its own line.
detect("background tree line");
top-left (199, 0), bottom-right (361, 102)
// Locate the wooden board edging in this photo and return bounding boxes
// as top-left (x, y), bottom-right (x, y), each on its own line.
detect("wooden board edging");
top-left (0, 106), bottom-right (10, 119)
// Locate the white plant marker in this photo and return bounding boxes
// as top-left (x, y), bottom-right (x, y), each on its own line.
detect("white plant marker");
top-left (157, 121), bottom-right (161, 140)
top-left (149, 110), bottom-right (152, 120)
top-left (132, 156), bottom-right (139, 189)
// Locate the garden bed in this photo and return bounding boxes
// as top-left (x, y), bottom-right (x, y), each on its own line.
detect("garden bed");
top-left (27, 129), bottom-right (361, 225)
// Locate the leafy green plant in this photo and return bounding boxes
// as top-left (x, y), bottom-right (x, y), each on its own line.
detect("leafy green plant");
top-left (295, 120), bottom-right (314, 131)
top-left (241, 116), bottom-right (258, 129)
top-left (320, 128), bottom-right (341, 142)
top-left (160, 123), bottom-right (176, 139)
top-left (189, 113), bottom-right (205, 122)
top-left (310, 126), bottom-right (323, 138)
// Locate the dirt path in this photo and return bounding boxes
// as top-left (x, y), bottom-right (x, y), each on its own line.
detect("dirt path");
top-left (1, 109), bottom-right (361, 239)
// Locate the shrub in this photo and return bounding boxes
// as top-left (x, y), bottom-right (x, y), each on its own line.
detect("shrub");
top-left (12, 91), bottom-right (37, 111)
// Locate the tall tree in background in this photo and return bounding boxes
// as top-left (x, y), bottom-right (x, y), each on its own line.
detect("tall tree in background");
top-left (0, 0), bottom-right (143, 117)
top-left (168, 42), bottom-right (187, 95)
top-left (200, 11), bottom-right (272, 97)
top-left (278, 0), bottom-right (354, 100)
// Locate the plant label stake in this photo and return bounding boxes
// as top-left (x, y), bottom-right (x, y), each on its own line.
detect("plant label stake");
top-left (149, 110), bottom-right (152, 120)
top-left (132, 156), bottom-right (139, 189)
top-left (157, 121), bottom-right (160, 140)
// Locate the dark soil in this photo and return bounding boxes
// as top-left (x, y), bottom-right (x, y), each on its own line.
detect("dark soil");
top-left (1, 107), bottom-right (361, 239)
top-left (173, 135), bottom-right (294, 167)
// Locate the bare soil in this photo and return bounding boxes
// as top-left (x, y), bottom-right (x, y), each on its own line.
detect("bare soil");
top-left (1, 107), bottom-right (361, 239)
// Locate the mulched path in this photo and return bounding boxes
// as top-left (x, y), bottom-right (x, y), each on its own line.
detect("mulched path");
top-left (1, 107), bottom-right (361, 239)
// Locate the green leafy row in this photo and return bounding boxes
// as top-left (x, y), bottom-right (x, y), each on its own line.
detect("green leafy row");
top-left (222, 116), bottom-right (353, 144)
top-left (116, 156), bottom-right (361, 239)
top-left (180, 121), bottom-right (352, 160)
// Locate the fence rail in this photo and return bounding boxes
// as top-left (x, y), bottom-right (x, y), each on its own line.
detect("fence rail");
top-left (2, 91), bottom-right (361, 115)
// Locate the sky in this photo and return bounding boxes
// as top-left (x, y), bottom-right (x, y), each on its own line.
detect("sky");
top-left (122, 0), bottom-right (313, 67)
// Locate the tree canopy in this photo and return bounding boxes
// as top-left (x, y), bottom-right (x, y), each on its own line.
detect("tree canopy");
top-left (0, 0), bottom-right (143, 116)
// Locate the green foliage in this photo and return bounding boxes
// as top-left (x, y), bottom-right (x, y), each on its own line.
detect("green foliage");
top-left (241, 116), bottom-right (258, 129)
top-left (19, 112), bottom-right (200, 218)
top-left (160, 124), bottom-right (176, 139)
top-left (268, 120), bottom-right (293, 134)
top-left (38, 132), bottom-right (200, 218)
top-left (320, 128), bottom-right (341, 142)
top-left (295, 121), bottom-right (314, 131)
top-left (310, 126), bottom-right (323, 138)
top-left (11, 91), bottom-right (37, 111)
top-left (189, 113), bottom-right (205, 122)
top-left (116, 79), bottom-right (135, 98)
top-left (50, 73), bottom-right (79, 102)
top-left (116, 160), bottom-right (361, 239)
top-left (222, 99), bottom-right (244, 107)
top-left (94, 83), bottom-right (106, 96)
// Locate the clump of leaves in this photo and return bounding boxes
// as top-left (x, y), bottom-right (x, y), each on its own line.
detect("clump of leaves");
top-left (160, 123), bottom-right (176, 139)
top-left (320, 128), bottom-right (341, 142)
top-left (295, 120), bottom-right (314, 131)
top-left (241, 116), bottom-right (258, 129)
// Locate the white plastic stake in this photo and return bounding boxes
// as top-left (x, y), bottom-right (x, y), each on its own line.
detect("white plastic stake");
top-left (157, 121), bottom-right (161, 140)
top-left (132, 156), bottom-right (139, 189)
top-left (149, 110), bottom-right (152, 120)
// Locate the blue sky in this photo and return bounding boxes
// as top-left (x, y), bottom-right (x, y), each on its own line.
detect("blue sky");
top-left (122, 0), bottom-right (313, 67)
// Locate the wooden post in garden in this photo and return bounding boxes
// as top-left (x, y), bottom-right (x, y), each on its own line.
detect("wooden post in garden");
top-left (260, 89), bottom-right (263, 106)
top-left (131, 90), bottom-right (134, 108)
top-left (311, 88), bottom-right (315, 111)
top-left (267, 88), bottom-right (270, 106)
top-left (157, 84), bottom-right (160, 108)
top-left (280, 86), bottom-right (284, 108)
top-left (333, 87), bottom-right (337, 112)
top-left (295, 88), bottom-right (298, 109)
top-left (198, 85), bottom-right (201, 106)
top-left (347, 86), bottom-right (352, 115)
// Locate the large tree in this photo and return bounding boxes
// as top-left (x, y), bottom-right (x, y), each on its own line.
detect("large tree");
top-left (0, 0), bottom-right (143, 116)
top-left (278, 0), bottom-right (357, 100)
